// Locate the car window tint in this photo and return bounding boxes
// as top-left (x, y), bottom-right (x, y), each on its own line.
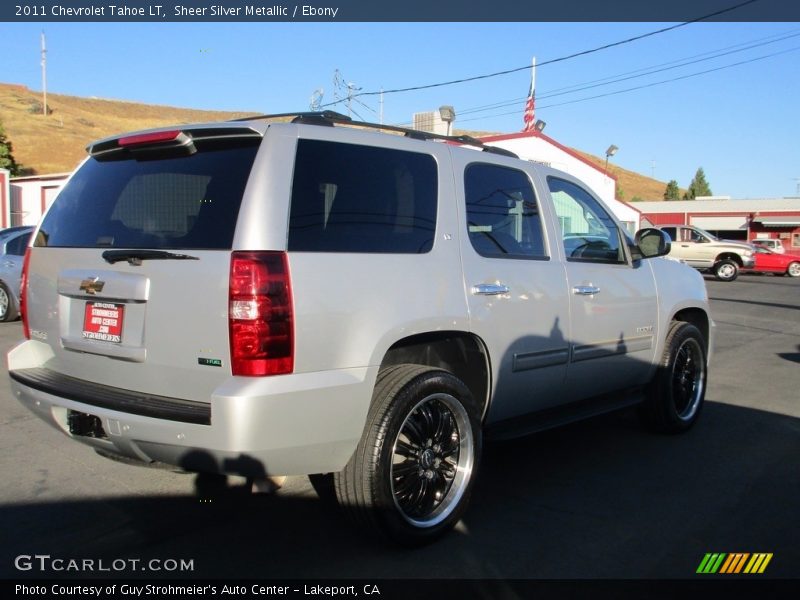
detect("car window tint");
top-left (35, 139), bottom-right (260, 249)
top-left (288, 140), bottom-right (437, 254)
top-left (464, 163), bottom-right (547, 260)
top-left (547, 177), bottom-right (625, 264)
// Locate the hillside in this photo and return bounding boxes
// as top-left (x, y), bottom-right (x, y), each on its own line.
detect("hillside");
top-left (0, 83), bottom-right (257, 175)
top-left (1, 83), bottom-right (670, 200)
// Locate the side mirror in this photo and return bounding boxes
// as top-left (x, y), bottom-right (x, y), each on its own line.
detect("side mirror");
top-left (634, 228), bottom-right (671, 259)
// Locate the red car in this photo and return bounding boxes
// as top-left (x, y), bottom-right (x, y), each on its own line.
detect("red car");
top-left (746, 246), bottom-right (800, 277)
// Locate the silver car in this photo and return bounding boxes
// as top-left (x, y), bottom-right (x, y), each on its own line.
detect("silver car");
top-left (0, 226), bottom-right (34, 322)
top-left (8, 113), bottom-right (713, 545)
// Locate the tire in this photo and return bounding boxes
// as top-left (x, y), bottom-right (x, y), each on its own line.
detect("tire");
top-left (0, 282), bottom-right (17, 322)
top-left (334, 364), bottom-right (482, 546)
top-left (787, 262), bottom-right (800, 278)
top-left (639, 321), bottom-right (707, 434)
top-left (713, 259), bottom-right (739, 282)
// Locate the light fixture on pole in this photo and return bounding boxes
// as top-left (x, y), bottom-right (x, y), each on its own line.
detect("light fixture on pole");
top-left (439, 105), bottom-right (456, 136)
top-left (534, 119), bottom-right (546, 132)
top-left (604, 144), bottom-right (618, 171)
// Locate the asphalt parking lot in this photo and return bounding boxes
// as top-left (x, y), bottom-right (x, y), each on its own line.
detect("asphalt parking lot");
top-left (0, 273), bottom-right (798, 581)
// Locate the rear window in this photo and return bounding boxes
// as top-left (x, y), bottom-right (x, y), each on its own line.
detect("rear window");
top-left (36, 138), bottom-right (260, 249)
top-left (288, 140), bottom-right (437, 253)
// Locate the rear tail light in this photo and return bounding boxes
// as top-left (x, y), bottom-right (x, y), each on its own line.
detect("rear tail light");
top-left (20, 247), bottom-right (31, 340)
top-left (229, 251), bottom-right (294, 376)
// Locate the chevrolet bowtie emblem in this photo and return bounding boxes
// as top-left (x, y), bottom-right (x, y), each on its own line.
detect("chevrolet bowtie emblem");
top-left (79, 278), bottom-right (105, 295)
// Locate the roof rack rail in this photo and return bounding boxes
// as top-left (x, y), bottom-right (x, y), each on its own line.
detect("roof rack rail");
top-left (230, 111), bottom-right (519, 158)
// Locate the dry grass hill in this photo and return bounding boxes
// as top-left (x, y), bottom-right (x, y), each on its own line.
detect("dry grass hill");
top-left (1, 83), bottom-right (671, 200)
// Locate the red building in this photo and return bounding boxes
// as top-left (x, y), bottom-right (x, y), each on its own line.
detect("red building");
top-left (635, 197), bottom-right (800, 253)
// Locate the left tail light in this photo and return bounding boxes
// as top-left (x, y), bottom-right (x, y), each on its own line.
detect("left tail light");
top-left (229, 251), bottom-right (294, 376)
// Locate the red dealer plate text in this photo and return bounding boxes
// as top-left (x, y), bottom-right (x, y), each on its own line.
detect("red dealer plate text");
top-left (83, 302), bottom-right (125, 344)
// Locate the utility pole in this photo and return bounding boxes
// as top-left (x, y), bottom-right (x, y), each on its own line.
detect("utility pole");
top-left (41, 31), bottom-right (47, 116)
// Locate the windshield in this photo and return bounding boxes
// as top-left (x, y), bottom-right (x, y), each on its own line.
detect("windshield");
top-left (692, 226), bottom-right (718, 241)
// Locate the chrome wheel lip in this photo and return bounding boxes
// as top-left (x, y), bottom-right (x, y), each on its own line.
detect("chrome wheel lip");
top-left (671, 337), bottom-right (705, 421)
top-left (390, 392), bottom-right (474, 529)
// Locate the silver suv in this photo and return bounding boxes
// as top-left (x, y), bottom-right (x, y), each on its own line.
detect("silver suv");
top-left (8, 113), bottom-right (713, 545)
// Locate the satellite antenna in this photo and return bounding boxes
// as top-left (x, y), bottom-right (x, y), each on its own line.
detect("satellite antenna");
top-left (310, 88), bottom-right (324, 111)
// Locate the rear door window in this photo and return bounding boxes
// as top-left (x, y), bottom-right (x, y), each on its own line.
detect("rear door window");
top-left (464, 163), bottom-right (546, 259)
top-left (36, 139), bottom-right (260, 249)
top-left (288, 140), bottom-right (438, 253)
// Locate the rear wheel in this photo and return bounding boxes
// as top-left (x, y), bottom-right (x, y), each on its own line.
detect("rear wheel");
top-left (334, 364), bottom-right (481, 546)
top-left (787, 262), bottom-right (800, 277)
top-left (713, 259), bottom-right (738, 282)
top-left (640, 321), bottom-right (707, 434)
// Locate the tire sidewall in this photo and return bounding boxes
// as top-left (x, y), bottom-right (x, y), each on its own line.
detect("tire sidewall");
top-left (787, 262), bottom-right (800, 277)
top-left (371, 369), bottom-right (482, 546)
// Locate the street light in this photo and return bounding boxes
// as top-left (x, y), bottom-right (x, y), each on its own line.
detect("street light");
top-left (604, 144), bottom-right (618, 171)
top-left (439, 105), bottom-right (456, 136)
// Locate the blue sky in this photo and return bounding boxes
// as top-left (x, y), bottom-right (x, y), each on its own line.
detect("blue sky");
top-left (2, 21), bottom-right (799, 198)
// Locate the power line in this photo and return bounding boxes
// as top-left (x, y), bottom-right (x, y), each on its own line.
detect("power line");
top-left (319, 0), bottom-right (759, 109)
top-left (455, 44), bottom-right (800, 125)
top-left (453, 28), bottom-right (800, 119)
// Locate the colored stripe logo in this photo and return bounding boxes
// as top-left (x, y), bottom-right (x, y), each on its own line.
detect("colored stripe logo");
top-left (697, 553), bottom-right (773, 574)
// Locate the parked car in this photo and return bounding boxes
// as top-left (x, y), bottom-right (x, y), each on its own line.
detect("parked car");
top-left (745, 246), bottom-right (800, 277)
top-left (8, 113), bottom-right (714, 545)
top-left (0, 226), bottom-right (34, 322)
top-left (750, 238), bottom-right (785, 254)
top-left (657, 225), bottom-right (754, 282)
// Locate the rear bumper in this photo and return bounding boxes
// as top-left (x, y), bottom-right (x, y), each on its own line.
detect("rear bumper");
top-left (8, 341), bottom-right (375, 477)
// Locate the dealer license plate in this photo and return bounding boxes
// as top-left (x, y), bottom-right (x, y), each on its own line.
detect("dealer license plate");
top-left (83, 302), bottom-right (125, 344)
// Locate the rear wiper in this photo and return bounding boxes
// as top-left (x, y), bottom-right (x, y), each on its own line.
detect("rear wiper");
top-left (102, 250), bottom-right (200, 266)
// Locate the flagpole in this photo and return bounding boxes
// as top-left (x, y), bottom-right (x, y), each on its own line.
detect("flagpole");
top-left (523, 56), bottom-right (536, 132)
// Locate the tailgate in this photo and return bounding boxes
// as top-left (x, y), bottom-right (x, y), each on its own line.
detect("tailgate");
top-left (18, 127), bottom-right (263, 402)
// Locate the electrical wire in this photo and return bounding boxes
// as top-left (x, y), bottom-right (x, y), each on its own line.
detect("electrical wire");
top-left (455, 44), bottom-right (800, 125)
top-left (318, 0), bottom-right (759, 109)
top-left (452, 28), bottom-right (800, 119)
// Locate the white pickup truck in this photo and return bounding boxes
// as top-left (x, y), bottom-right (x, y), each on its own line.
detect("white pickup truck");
top-left (658, 224), bottom-right (755, 282)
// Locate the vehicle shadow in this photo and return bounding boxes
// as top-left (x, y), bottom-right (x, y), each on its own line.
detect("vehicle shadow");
top-left (2, 401), bottom-right (798, 580)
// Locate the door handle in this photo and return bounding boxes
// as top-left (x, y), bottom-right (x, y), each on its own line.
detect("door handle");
top-left (471, 283), bottom-right (510, 296)
top-left (573, 285), bottom-right (601, 296)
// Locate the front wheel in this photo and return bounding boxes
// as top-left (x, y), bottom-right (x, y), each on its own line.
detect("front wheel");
top-left (334, 364), bottom-right (481, 546)
top-left (713, 259), bottom-right (739, 282)
top-left (0, 282), bottom-right (17, 322)
top-left (787, 262), bottom-right (800, 278)
top-left (639, 321), bottom-right (707, 434)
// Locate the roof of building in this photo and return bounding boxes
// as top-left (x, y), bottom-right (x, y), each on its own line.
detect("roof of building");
top-left (634, 198), bottom-right (800, 213)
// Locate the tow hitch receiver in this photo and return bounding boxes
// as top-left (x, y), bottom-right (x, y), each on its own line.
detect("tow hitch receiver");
top-left (67, 410), bottom-right (107, 439)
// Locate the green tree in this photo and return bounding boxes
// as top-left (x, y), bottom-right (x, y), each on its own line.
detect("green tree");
top-left (684, 167), bottom-right (712, 200)
top-left (0, 122), bottom-right (22, 176)
top-left (663, 179), bottom-right (680, 200)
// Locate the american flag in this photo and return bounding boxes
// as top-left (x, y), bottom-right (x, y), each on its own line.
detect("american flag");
top-left (523, 57), bottom-right (536, 132)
